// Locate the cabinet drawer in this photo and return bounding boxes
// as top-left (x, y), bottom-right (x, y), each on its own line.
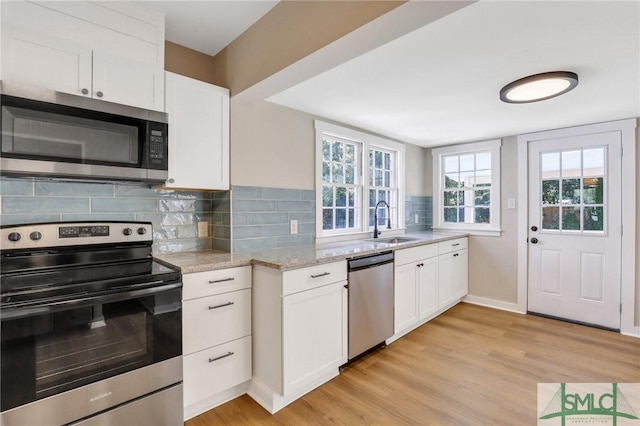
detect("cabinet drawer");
top-left (395, 244), bottom-right (439, 266)
top-left (438, 238), bottom-right (468, 255)
top-left (183, 336), bottom-right (252, 408)
top-left (282, 260), bottom-right (347, 295)
top-left (183, 266), bottom-right (251, 300)
top-left (183, 289), bottom-right (251, 355)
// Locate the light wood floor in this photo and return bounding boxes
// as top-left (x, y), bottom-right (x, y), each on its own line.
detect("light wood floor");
top-left (185, 303), bottom-right (640, 425)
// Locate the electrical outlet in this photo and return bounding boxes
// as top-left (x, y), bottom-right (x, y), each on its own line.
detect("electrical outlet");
top-left (290, 219), bottom-right (298, 235)
top-left (414, 214), bottom-right (419, 224)
top-left (197, 221), bottom-right (208, 237)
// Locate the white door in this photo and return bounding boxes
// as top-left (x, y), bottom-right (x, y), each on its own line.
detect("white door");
top-left (527, 132), bottom-right (622, 329)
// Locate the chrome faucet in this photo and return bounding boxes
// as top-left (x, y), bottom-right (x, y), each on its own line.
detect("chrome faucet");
top-left (373, 200), bottom-right (391, 238)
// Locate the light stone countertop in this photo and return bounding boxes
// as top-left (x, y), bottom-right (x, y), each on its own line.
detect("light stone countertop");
top-left (155, 231), bottom-right (468, 274)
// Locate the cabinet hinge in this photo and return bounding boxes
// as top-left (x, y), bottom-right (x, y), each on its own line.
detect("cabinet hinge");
top-left (621, 224), bottom-right (623, 237)
top-left (620, 146), bottom-right (624, 158)
top-left (620, 303), bottom-right (623, 314)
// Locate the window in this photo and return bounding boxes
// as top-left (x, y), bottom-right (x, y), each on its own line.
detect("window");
top-left (316, 121), bottom-right (404, 239)
top-left (432, 140), bottom-right (501, 235)
top-left (540, 147), bottom-right (606, 233)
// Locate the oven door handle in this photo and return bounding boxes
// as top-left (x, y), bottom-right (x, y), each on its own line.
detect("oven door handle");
top-left (1, 281), bottom-right (182, 320)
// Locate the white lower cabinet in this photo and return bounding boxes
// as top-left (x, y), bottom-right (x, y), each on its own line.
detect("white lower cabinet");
top-left (249, 261), bottom-right (348, 414)
top-left (391, 238), bottom-right (468, 342)
top-left (182, 266), bottom-right (252, 421)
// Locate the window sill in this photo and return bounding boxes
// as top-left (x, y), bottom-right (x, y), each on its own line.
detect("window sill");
top-left (432, 227), bottom-right (502, 237)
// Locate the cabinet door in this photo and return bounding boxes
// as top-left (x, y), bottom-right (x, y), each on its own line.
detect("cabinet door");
top-left (282, 282), bottom-right (347, 396)
top-left (93, 50), bottom-right (164, 111)
top-left (394, 262), bottom-right (418, 333)
top-left (418, 257), bottom-right (438, 319)
top-left (438, 254), bottom-right (456, 308)
top-left (452, 249), bottom-right (468, 299)
top-left (165, 72), bottom-right (230, 190)
top-left (3, 27), bottom-right (92, 97)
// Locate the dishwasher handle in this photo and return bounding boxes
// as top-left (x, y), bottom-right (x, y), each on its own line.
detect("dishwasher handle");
top-left (348, 251), bottom-right (394, 271)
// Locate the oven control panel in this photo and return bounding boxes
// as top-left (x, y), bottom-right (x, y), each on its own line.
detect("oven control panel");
top-left (59, 225), bottom-right (110, 238)
top-left (1, 222), bottom-right (153, 249)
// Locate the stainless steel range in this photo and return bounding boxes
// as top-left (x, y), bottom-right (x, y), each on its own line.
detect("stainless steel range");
top-left (0, 221), bottom-right (183, 426)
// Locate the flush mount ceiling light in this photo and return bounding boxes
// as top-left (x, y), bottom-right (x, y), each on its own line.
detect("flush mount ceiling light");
top-left (500, 71), bottom-right (578, 103)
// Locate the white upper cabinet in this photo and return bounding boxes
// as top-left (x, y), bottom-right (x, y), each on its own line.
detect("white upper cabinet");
top-left (164, 72), bottom-right (230, 190)
top-left (1, 1), bottom-right (165, 111)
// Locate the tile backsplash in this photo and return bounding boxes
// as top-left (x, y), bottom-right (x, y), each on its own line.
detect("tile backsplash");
top-left (0, 178), bottom-right (434, 254)
top-left (405, 195), bottom-right (433, 232)
top-left (232, 185), bottom-right (316, 253)
top-left (0, 177), bottom-right (221, 253)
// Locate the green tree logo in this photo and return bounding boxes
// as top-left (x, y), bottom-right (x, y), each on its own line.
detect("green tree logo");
top-left (540, 383), bottom-right (639, 425)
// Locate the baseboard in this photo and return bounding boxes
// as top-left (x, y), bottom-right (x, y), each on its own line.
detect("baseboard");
top-left (462, 295), bottom-right (525, 314)
top-left (621, 326), bottom-right (640, 339)
top-left (248, 369), bottom-right (340, 414)
top-left (183, 381), bottom-right (250, 421)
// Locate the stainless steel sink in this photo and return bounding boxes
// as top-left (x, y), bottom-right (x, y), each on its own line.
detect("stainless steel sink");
top-left (367, 236), bottom-right (419, 244)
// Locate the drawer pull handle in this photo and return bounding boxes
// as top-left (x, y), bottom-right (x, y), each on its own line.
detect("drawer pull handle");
top-left (452, 243), bottom-right (461, 246)
top-left (310, 272), bottom-right (330, 279)
top-left (417, 263), bottom-right (424, 267)
top-left (209, 352), bottom-right (234, 363)
top-left (209, 277), bottom-right (235, 284)
top-left (453, 253), bottom-right (459, 257)
top-left (208, 301), bottom-right (234, 310)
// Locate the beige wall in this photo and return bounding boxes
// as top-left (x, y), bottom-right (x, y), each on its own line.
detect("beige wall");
top-left (210, 1), bottom-right (404, 95)
top-left (230, 98), bottom-right (428, 193)
top-left (230, 99), bottom-right (316, 190)
top-left (466, 137), bottom-right (519, 303)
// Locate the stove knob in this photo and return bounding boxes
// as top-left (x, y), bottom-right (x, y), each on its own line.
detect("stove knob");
top-left (30, 231), bottom-right (43, 241)
top-left (137, 227), bottom-right (147, 235)
top-left (8, 232), bottom-right (21, 242)
top-left (123, 228), bottom-right (133, 236)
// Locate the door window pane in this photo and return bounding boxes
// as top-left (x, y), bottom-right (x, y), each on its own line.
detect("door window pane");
top-left (476, 152), bottom-right (491, 170)
top-left (542, 207), bottom-right (560, 230)
top-left (562, 150), bottom-right (581, 177)
top-left (541, 152), bottom-right (560, 179)
top-left (561, 179), bottom-right (581, 205)
top-left (475, 169), bottom-right (491, 187)
top-left (583, 148), bottom-right (604, 175)
top-left (583, 177), bottom-right (604, 204)
top-left (542, 180), bottom-right (560, 204)
top-left (562, 206), bottom-right (581, 230)
top-left (583, 206), bottom-right (604, 231)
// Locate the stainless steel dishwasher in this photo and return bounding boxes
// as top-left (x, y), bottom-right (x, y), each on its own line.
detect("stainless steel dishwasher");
top-left (347, 251), bottom-right (394, 361)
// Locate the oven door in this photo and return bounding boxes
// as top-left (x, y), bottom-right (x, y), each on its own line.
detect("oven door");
top-left (0, 281), bottom-right (182, 424)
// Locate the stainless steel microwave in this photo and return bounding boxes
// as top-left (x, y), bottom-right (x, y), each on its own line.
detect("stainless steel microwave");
top-left (0, 81), bottom-right (168, 183)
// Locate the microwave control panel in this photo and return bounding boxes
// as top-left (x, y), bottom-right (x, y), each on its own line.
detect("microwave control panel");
top-left (146, 122), bottom-right (168, 169)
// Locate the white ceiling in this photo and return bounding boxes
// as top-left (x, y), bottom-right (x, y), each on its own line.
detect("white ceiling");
top-left (267, 1), bottom-right (640, 147)
top-left (140, 0), bottom-right (639, 148)
top-left (139, 0), bottom-right (278, 56)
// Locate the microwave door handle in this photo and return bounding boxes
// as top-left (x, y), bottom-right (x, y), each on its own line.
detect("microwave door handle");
top-left (0, 282), bottom-right (182, 321)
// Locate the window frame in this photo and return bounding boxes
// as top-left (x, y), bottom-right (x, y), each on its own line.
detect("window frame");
top-left (432, 139), bottom-right (502, 236)
top-left (315, 120), bottom-right (405, 241)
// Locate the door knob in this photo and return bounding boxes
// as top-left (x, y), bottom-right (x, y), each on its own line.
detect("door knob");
top-left (531, 225), bottom-right (538, 232)
top-left (96, 91), bottom-right (104, 98)
top-left (81, 88), bottom-right (89, 95)
top-left (530, 237), bottom-right (539, 244)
